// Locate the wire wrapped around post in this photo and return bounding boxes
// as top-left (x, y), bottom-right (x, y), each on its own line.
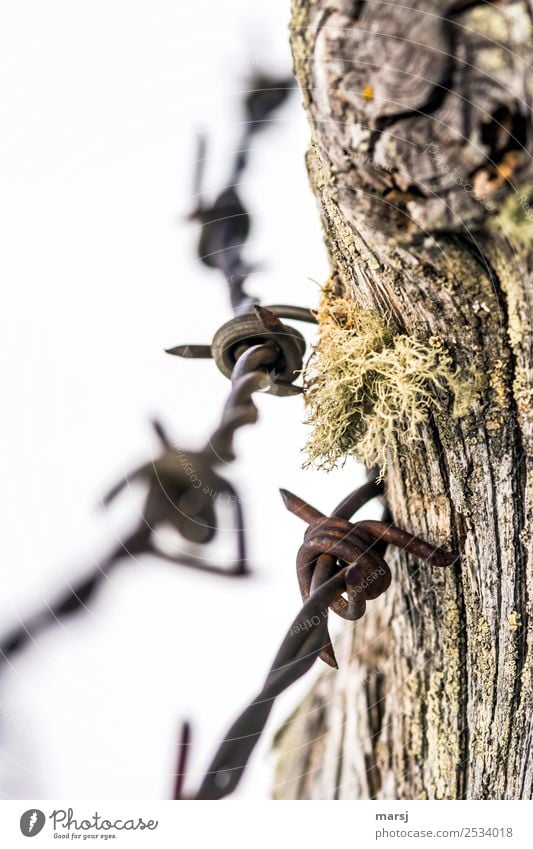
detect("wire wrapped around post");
top-left (172, 481), bottom-right (458, 801)
top-left (281, 478), bottom-right (458, 667)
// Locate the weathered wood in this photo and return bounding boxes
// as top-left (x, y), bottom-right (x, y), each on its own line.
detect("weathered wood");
top-left (274, 0), bottom-right (533, 799)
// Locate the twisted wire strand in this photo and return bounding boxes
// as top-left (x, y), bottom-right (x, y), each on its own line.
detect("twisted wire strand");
top-left (190, 75), bottom-right (295, 315)
top-left (1, 68), bottom-right (462, 806)
top-left (0, 329), bottom-right (303, 664)
top-left (180, 479), bottom-right (459, 799)
top-left (195, 568), bottom-right (348, 800)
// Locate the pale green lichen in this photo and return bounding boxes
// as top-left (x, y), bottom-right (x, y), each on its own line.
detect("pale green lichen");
top-left (290, 0), bottom-right (317, 109)
top-left (491, 188), bottom-right (533, 249)
top-left (465, 612), bottom-right (496, 761)
top-left (466, 5), bottom-right (511, 42)
top-left (423, 590), bottom-right (464, 799)
top-left (303, 288), bottom-right (477, 476)
top-left (483, 242), bottom-right (533, 425)
top-left (508, 610), bottom-right (522, 631)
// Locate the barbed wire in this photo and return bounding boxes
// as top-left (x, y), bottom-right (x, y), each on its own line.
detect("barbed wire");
top-left (172, 477), bottom-right (458, 800)
top-left (0, 75), bottom-right (301, 668)
top-left (189, 73), bottom-right (295, 315)
top-left (0, 303), bottom-right (315, 664)
top-left (1, 71), bottom-right (460, 804)
top-left (280, 482), bottom-right (457, 668)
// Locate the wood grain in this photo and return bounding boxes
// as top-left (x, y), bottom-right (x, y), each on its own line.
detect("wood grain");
top-left (274, 0), bottom-right (533, 799)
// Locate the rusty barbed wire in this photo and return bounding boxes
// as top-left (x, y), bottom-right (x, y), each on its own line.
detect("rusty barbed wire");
top-left (189, 73), bottom-right (294, 314)
top-left (166, 303), bottom-right (316, 396)
top-left (174, 568), bottom-right (347, 800)
top-left (1, 70), bottom-right (462, 806)
top-left (0, 301), bottom-right (316, 665)
top-left (0, 69), bottom-right (320, 800)
top-left (0, 413), bottom-right (249, 664)
top-left (0, 76), bottom-right (307, 669)
top-left (171, 477), bottom-right (459, 800)
top-left (280, 479), bottom-right (458, 668)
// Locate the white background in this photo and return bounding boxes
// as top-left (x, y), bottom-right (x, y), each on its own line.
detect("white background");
top-left (0, 0), bottom-right (374, 800)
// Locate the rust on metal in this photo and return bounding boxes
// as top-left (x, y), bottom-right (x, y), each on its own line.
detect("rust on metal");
top-left (280, 479), bottom-right (458, 667)
top-left (166, 304), bottom-right (316, 396)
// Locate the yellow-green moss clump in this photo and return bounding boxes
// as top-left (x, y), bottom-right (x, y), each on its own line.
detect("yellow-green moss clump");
top-left (490, 189), bottom-right (533, 248)
top-left (304, 289), bottom-right (474, 476)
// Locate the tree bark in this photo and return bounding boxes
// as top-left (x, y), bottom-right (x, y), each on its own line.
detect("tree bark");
top-left (273, 0), bottom-right (533, 799)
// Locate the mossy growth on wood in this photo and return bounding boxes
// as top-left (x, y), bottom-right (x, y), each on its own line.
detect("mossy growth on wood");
top-left (490, 187), bottom-right (533, 248)
top-left (303, 285), bottom-right (476, 476)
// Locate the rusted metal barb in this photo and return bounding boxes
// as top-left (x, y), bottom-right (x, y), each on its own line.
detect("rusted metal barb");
top-left (170, 480), bottom-right (458, 800)
top-left (102, 418), bottom-right (249, 575)
top-left (0, 415), bottom-right (252, 666)
top-left (188, 75), bottom-right (295, 315)
top-left (166, 304), bottom-right (316, 397)
top-left (280, 479), bottom-right (459, 667)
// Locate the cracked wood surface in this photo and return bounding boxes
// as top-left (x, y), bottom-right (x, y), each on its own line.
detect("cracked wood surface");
top-left (273, 0), bottom-right (533, 799)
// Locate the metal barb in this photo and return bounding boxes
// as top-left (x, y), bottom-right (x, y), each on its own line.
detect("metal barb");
top-left (281, 477), bottom-right (459, 667)
top-left (188, 76), bottom-right (295, 315)
top-left (175, 484), bottom-right (460, 802)
top-left (166, 304), bottom-right (315, 396)
top-left (1, 300), bottom-right (315, 664)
